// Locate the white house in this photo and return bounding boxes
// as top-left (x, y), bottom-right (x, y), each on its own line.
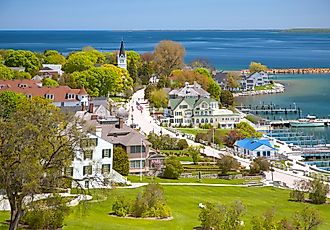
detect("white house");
top-left (234, 138), bottom-right (278, 158)
top-left (166, 97), bottom-right (242, 128)
top-left (39, 64), bottom-right (64, 76)
top-left (70, 128), bottom-right (127, 189)
top-left (241, 72), bottom-right (270, 91)
top-left (169, 82), bottom-right (210, 99)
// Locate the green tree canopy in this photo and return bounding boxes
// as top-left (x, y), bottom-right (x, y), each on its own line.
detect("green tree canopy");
top-left (4, 50), bottom-right (41, 75)
top-left (42, 78), bottom-right (60, 87)
top-left (0, 91), bottom-right (26, 119)
top-left (126, 51), bottom-right (142, 83)
top-left (0, 64), bottom-right (15, 80)
top-left (163, 157), bottom-right (183, 179)
top-left (149, 89), bottom-right (169, 108)
top-left (44, 50), bottom-right (66, 65)
top-left (220, 90), bottom-right (234, 107)
top-left (208, 81), bottom-right (221, 101)
top-left (0, 94), bottom-right (85, 229)
top-left (70, 65), bottom-right (133, 97)
top-left (217, 155), bottom-right (240, 175)
top-left (13, 71), bottom-right (31, 79)
top-left (249, 61), bottom-right (268, 74)
top-left (113, 147), bottom-right (129, 176)
top-left (236, 122), bottom-right (262, 138)
top-left (153, 40), bottom-right (185, 77)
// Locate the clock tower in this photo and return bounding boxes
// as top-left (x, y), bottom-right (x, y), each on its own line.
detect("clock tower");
top-left (117, 40), bottom-right (127, 70)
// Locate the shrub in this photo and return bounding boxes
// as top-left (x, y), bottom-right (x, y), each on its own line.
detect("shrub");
top-left (132, 183), bottom-right (171, 218)
top-left (308, 179), bottom-right (329, 204)
top-left (21, 196), bottom-right (70, 229)
top-left (163, 157), bottom-right (184, 179)
top-left (217, 155), bottom-right (240, 175)
top-left (199, 123), bottom-right (212, 129)
top-left (177, 139), bottom-right (189, 150)
top-left (112, 196), bottom-right (131, 217)
top-left (249, 157), bottom-right (270, 174)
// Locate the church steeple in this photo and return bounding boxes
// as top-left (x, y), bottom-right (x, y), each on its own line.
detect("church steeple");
top-left (117, 40), bottom-right (127, 70)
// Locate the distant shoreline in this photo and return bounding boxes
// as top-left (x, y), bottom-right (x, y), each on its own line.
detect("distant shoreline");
top-left (241, 68), bottom-right (330, 75)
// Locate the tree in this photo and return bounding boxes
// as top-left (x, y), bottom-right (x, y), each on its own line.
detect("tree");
top-left (187, 146), bottom-right (200, 165)
top-left (13, 71), bottom-right (31, 79)
top-left (113, 147), bottom-right (129, 176)
top-left (290, 180), bottom-right (309, 202)
top-left (190, 59), bottom-right (215, 71)
top-left (0, 91), bottom-right (26, 119)
top-left (293, 206), bottom-right (322, 230)
top-left (177, 139), bottom-right (188, 150)
top-left (226, 72), bottom-right (242, 89)
top-left (44, 50), bottom-right (66, 65)
top-left (208, 81), bottom-right (221, 101)
top-left (220, 90), bottom-right (234, 107)
top-left (0, 94), bottom-right (84, 230)
top-left (126, 51), bottom-right (142, 83)
top-left (223, 129), bottom-right (244, 147)
top-left (0, 64), bottom-right (14, 80)
top-left (236, 122), bottom-right (262, 138)
top-left (163, 157), bottom-right (183, 179)
top-left (249, 61), bottom-right (268, 74)
top-left (217, 155), bottom-right (240, 175)
top-left (149, 89), bottom-right (169, 108)
top-left (250, 157), bottom-right (270, 174)
top-left (4, 50), bottom-right (41, 75)
top-left (42, 78), bottom-right (60, 87)
top-left (199, 201), bottom-right (245, 230)
top-left (153, 40), bottom-right (185, 77)
top-left (308, 178), bottom-right (329, 204)
top-left (70, 65), bottom-right (133, 97)
top-left (63, 50), bottom-right (103, 73)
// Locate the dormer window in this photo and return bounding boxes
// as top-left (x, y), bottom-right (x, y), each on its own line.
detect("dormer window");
top-left (18, 84), bottom-right (27, 88)
top-left (66, 93), bottom-right (75, 100)
top-left (45, 94), bottom-right (54, 100)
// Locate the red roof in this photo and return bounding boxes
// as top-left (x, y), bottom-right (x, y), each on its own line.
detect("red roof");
top-left (0, 79), bottom-right (88, 102)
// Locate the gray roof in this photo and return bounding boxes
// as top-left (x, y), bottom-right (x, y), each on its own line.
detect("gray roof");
top-left (169, 97), bottom-right (217, 110)
top-left (101, 124), bottom-right (151, 147)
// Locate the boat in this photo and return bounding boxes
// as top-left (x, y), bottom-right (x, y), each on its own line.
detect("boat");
top-left (290, 115), bottom-right (325, 127)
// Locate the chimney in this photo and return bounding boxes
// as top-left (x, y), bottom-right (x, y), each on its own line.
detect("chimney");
top-left (119, 117), bottom-right (124, 129)
top-left (81, 102), bottom-right (86, 111)
top-left (89, 102), bottom-right (94, 113)
top-left (95, 126), bottom-right (102, 137)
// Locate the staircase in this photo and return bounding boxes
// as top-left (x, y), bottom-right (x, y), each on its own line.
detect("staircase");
top-left (108, 169), bottom-right (130, 185)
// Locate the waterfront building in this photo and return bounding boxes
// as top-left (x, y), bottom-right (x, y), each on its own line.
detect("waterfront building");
top-left (166, 97), bottom-right (242, 128)
top-left (39, 64), bottom-right (64, 76)
top-left (241, 71), bottom-right (270, 91)
top-left (234, 138), bottom-right (278, 158)
top-left (169, 81), bottom-right (210, 99)
top-left (117, 40), bottom-right (127, 70)
top-left (0, 79), bottom-right (89, 107)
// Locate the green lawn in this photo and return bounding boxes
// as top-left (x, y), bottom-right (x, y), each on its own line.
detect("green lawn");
top-left (126, 175), bottom-right (259, 185)
top-left (1, 186), bottom-right (329, 229)
top-left (64, 186), bottom-right (330, 230)
top-left (254, 83), bottom-right (275, 91)
top-left (176, 128), bottom-right (229, 137)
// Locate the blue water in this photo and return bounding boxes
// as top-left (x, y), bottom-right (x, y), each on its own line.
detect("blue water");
top-left (236, 74), bottom-right (330, 143)
top-left (0, 30), bottom-right (330, 70)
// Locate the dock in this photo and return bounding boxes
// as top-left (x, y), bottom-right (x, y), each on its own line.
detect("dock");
top-left (237, 104), bottom-right (301, 115)
top-left (270, 119), bottom-right (330, 127)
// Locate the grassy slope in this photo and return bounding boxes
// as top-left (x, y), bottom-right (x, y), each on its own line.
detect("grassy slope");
top-left (1, 187), bottom-right (329, 229)
top-left (62, 186), bottom-right (330, 230)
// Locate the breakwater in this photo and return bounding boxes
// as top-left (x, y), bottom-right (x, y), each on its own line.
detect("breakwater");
top-left (242, 68), bottom-right (330, 75)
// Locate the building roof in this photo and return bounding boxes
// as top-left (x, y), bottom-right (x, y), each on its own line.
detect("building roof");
top-left (119, 40), bottom-right (125, 57)
top-left (235, 138), bottom-right (275, 151)
top-left (0, 79), bottom-right (88, 102)
top-left (169, 81), bottom-right (210, 98)
top-left (169, 97), bottom-right (217, 110)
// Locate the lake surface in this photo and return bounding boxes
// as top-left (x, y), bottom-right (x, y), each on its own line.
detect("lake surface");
top-left (236, 74), bottom-right (330, 143)
top-left (0, 30), bottom-right (330, 70)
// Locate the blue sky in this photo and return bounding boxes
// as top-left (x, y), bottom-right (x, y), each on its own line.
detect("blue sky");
top-left (0, 0), bottom-right (329, 30)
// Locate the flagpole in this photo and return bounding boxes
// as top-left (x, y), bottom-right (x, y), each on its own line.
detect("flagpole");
top-left (140, 138), bottom-right (143, 182)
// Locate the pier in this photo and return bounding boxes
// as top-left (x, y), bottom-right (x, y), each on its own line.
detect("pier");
top-left (236, 104), bottom-right (301, 115)
top-left (241, 68), bottom-right (330, 75)
top-left (270, 119), bottom-right (330, 127)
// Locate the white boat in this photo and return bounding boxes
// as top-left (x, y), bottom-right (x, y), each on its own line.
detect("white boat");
top-left (290, 115), bottom-right (325, 127)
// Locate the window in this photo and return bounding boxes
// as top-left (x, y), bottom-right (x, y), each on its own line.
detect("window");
top-left (81, 138), bottom-right (98, 148)
top-left (45, 94), bottom-right (54, 100)
top-left (201, 118), bottom-right (204, 123)
top-left (130, 160), bottom-right (145, 169)
top-left (257, 151), bottom-right (260, 157)
top-left (179, 105), bottom-right (188, 109)
top-left (65, 167), bottom-right (73, 177)
top-left (83, 165), bottom-right (92, 175)
top-left (66, 93), bottom-right (75, 99)
top-left (84, 181), bottom-right (89, 189)
top-left (84, 150), bottom-right (93, 160)
top-left (102, 164), bottom-right (111, 174)
top-left (130, 145), bottom-right (146, 154)
top-left (102, 149), bottom-right (111, 158)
